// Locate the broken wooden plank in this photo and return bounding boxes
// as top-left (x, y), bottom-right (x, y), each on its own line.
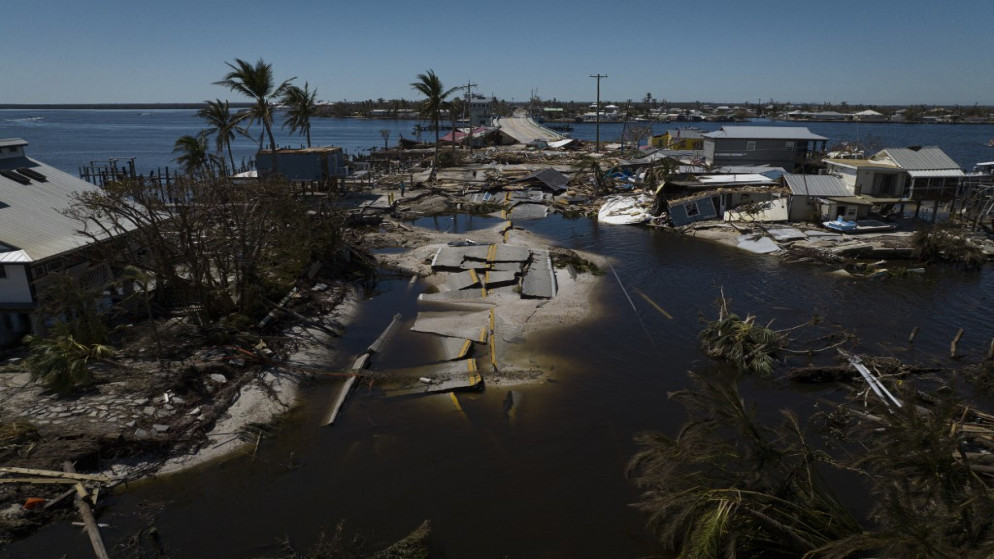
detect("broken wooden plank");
top-left (0, 466), bottom-right (111, 482)
top-left (64, 461), bottom-right (109, 559)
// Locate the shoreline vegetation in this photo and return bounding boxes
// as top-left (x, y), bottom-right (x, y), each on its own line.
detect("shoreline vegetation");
top-left (3, 102), bottom-right (992, 125)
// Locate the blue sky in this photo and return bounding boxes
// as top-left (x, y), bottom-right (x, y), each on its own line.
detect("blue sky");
top-left (2, 0), bottom-right (991, 106)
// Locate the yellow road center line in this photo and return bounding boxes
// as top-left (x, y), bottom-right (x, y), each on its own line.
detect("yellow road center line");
top-left (449, 392), bottom-right (463, 412)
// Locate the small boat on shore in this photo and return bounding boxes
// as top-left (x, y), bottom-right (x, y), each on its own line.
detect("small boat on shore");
top-left (823, 216), bottom-right (896, 233)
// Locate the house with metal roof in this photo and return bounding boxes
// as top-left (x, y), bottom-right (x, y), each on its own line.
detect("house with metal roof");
top-left (702, 126), bottom-right (829, 171)
top-left (255, 145), bottom-right (349, 186)
top-left (824, 146), bottom-right (964, 222)
top-left (0, 139), bottom-right (122, 345)
top-left (870, 146), bottom-right (964, 200)
top-left (782, 173), bottom-right (873, 222)
top-left (824, 157), bottom-right (905, 198)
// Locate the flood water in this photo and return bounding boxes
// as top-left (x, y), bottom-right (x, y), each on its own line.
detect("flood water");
top-left (3, 110), bottom-right (994, 555)
top-left (6, 214), bottom-right (994, 558)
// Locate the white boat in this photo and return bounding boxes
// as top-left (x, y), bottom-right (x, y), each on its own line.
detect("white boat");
top-left (823, 216), bottom-right (896, 233)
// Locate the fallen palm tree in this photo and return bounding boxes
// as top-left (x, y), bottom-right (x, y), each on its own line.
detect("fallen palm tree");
top-left (698, 290), bottom-right (848, 377)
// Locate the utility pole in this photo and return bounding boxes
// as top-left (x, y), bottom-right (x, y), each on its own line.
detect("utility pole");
top-left (463, 80), bottom-right (477, 151)
top-left (590, 74), bottom-right (607, 152)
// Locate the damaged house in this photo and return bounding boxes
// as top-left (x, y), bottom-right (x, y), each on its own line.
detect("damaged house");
top-left (824, 145), bottom-right (964, 222)
top-left (0, 139), bottom-right (129, 346)
top-left (665, 173), bottom-right (786, 226)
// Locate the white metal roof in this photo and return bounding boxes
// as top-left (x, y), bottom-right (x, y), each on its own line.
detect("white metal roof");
top-left (0, 249), bottom-right (31, 263)
top-left (0, 151), bottom-right (113, 262)
top-left (874, 146), bottom-right (960, 171)
top-left (703, 126), bottom-right (828, 141)
top-left (782, 174), bottom-right (852, 196)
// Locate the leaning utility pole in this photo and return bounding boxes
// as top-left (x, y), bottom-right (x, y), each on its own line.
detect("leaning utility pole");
top-left (590, 73), bottom-right (607, 152)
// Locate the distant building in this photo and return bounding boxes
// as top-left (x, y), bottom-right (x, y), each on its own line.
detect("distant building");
top-left (702, 126), bottom-right (828, 171)
top-left (468, 95), bottom-right (493, 127)
top-left (848, 109), bottom-right (888, 122)
top-left (0, 139), bottom-right (124, 346)
top-left (649, 127), bottom-right (705, 150)
top-left (255, 146), bottom-right (349, 184)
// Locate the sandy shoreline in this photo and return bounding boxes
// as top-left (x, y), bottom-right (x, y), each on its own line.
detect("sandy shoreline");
top-left (149, 219), bottom-right (603, 477)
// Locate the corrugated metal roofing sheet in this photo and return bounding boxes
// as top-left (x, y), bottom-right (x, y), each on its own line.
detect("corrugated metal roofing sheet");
top-left (875, 146), bottom-right (960, 170)
top-left (906, 169), bottom-right (966, 178)
top-left (783, 174), bottom-right (851, 196)
top-left (0, 154), bottom-right (108, 261)
top-left (697, 174), bottom-right (774, 185)
top-left (703, 126), bottom-right (828, 141)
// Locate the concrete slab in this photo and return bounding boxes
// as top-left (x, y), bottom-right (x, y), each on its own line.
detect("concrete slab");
top-left (418, 291), bottom-right (495, 303)
top-left (445, 270), bottom-right (482, 291)
top-left (508, 203), bottom-right (548, 220)
top-left (437, 337), bottom-right (474, 361)
top-left (431, 245), bottom-right (491, 269)
top-left (490, 261), bottom-right (523, 272)
top-left (484, 270), bottom-right (518, 287)
top-left (521, 250), bottom-right (557, 298)
top-left (368, 314), bottom-right (403, 354)
top-left (384, 359), bottom-right (484, 395)
top-left (804, 230), bottom-right (843, 240)
top-left (737, 235), bottom-right (781, 254)
top-left (411, 310), bottom-right (491, 342)
top-left (766, 227), bottom-right (806, 242)
top-left (493, 245), bottom-right (532, 262)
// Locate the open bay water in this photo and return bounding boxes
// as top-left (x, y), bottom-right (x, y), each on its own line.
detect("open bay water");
top-left (3, 108), bottom-right (993, 174)
top-left (3, 110), bottom-right (994, 556)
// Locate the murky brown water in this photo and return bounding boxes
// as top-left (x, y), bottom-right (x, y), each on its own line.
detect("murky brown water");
top-left (6, 216), bottom-right (994, 557)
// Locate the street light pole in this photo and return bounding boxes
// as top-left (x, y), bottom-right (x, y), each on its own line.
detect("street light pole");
top-left (590, 74), bottom-right (608, 152)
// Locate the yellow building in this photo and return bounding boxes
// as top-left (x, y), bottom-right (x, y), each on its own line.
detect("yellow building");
top-left (648, 127), bottom-right (705, 150)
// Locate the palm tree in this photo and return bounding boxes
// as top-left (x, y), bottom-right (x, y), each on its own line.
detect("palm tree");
top-left (214, 58), bottom-right (295, 172)
top-left (281, 82), bottom-right (318, 147)
top-left (626, 371), bottom-right (861, 557)
top-left (172, 131), bottom-right (216, 176)
top-left (197, 98), bottom-right (248, 173)
top-left (410, 69), bottom-right (457, 173)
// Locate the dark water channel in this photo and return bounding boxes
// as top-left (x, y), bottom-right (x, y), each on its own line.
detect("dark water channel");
top-left (7, 215), bottom-right (994, 558)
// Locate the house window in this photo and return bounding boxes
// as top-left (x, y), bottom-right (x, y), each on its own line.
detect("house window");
top-left (0, 265), bottom-right (6, 279)
top-left (686, 202), bottom-right (700, 217)
top-left (785, 141), bottom-right (795, 150)
top-left (746, 141), bottom-right (756, 151)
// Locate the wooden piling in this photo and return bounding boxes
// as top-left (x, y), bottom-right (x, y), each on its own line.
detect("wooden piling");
top-left (908, 326), bottom-right (920, 344)
top-left (951, 328), bottom-right (965, 359)
top-left (986, 338), bottom-right (994, 361)
top-left (62, 462), bottom-right (109, 559)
